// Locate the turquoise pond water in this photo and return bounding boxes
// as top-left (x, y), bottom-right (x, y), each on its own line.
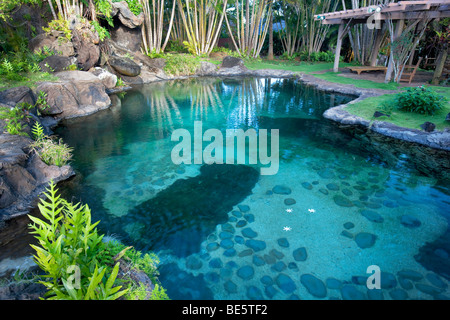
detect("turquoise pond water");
top-left (55, 77), bottom-right (450, 300)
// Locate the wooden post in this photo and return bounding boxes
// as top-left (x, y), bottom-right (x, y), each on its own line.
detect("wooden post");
top-left (432, 47), bottom-right (448, 85)
top-left (334, 23), bottom-right (345, 72)
top-left (370, 27), bottom-right (384, 66)
top-left (385, 19), bottom-right (404, 83)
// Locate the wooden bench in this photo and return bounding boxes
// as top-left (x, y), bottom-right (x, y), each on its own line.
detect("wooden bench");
top-left (346, 66), bottom-right (387, 75)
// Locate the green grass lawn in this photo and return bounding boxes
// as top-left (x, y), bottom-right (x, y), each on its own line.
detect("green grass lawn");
top-left (245, 60), bottom-right (357, 74)
top-left (313, 72), bottom-right (400, 91)
top-left (245, 59), bottom-right (401, 91)
top-left (345, 87), bottom-right (450, 131)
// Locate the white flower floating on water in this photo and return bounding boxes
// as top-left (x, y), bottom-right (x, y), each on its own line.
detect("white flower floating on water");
top-left (286, 208), bottom-right (293, 213)
top-left (283, 226), bottom-right (292, 231)
top-left (308, 209), bottom-right (315, 213)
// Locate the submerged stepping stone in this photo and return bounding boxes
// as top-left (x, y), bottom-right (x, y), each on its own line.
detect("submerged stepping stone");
top-left (272, 185), bottom-right (292, 195)
top-left (238, 204), bottom-right (250, 212)
top-left (293, 247), bottom-right (308, 261)
top-left (312, 181), bottom-right (319, 185)
top-left (209, 258), bottom-right (223, 268)
top-left (276, 273), bottom-right (297, 294)
top-left (333, 195), bottom-right (354, 207)
top-left (271, 261), bottom-right (287, 272)
top-left (186, 256), bottom-right (203, 270)
top-left (224, 280), bottom-right (237, 294)
top-left (367, 289), bottom-right (384, 300)
top-left (238, 249), bottom-right (253, 257)
top-left (343, 222), bottom-right (355, 230)
top-left (263, 254), bottom-right (276, 265)
top-left (223, 248), bottom-right (237, 257)
top-left (326, 278), bottom-right (342, 290)
top-left (236, 220), bottom-right (247, 228)
top-left (270, 249), bottom-right (284, 260)
top-left (277, 237), bottom-right (290, 248)
top-left (241, 227), bottom-right (258, 238)
top-left (319, 188), bottom-right (329, 195)
top-left (326, 183), bottom-right (340, 191)
top-left (400, 215), bottom-right (421, 228)
top-left (252, 255), bottom-right (265, 266)
top-left (221, 223), bottom-right (235, 233)
top-left (206, 242), bottom-right (219, 252)
top-left (365, 202), bottom-right (382, 209)
top-left (234, 235), bottom-right (245, 244)
top-left (342, 189), bottom-right (353, 196)
top-left (380, 272), bottom-right (397, 289)
top-left (219, 231), bottom-right (234, 239)
top-left (226, 261), bottom-right (238, 269)
top-left (245, 239), bottom-right (266, 252)
top-left (389, 288), bottom-right (408, 300)
top-left (301, 182), bottom-right (313, 190)
top-left (205, 272), bottom-right (220, 283)
top-left (352, 276), bottom-right (368, 285)
top-left (231, 210), bottom-right (242, 218)
top-left (415, 283), bottom-right (443, 296)
top-left (317, 168), bottom-right (335, 179)
top-left (426, 273), bottom-right (447, 289)
top-left (228, 216), bottom-right (237, 223)
top-left (220, 237), bottom-right (234, 248)
top-left (360, 209), bottom-right (384, 223)
top-left (288, 262), bottom-right (299, 271)
top-left (247, 286), bottom-right (263, 300)
top-left (397, 269), bottom-right (423, 281)
top-left (260, 276), bottom-right (274, 286)
top-left (237, 265), bottom-right (254, 280)
top-left (383, 200), bottom-right (399, 208)
top-left (284, 198), bottom-right (296, 205)
top-left (244, 213), bottom-right (255, 223)
top-left (398, 277), bottom-right (414, 290)
top-left (340, 284), bottom-right (366, 300)
top-left (221, 268), bottom-right (233, 278)
top-left (300, 274), bottom-right (327, 298)
top-left (355, 232), bottom-right (377, 249)
top-left (265, 285), bottom-right (278, 299)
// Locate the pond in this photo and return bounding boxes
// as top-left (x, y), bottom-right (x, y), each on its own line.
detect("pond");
top-left (56, 77), bottom-right (450, 300)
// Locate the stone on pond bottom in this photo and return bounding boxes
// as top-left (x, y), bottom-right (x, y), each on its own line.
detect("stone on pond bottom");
top-left (237, 265), bottom-right (255, 280)
top-left (293, 247), bottom-right (308, 261)
top-left (355, 232), bottom-right (376, 249)
top-left (272, 185), bottom-right (292, 195)
top-left (300, 274), bottom-right (327, 298)
top-left (276, 273), bottom-right (297, 294)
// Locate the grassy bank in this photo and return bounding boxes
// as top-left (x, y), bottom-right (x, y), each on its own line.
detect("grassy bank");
top-left (345, 87), bottom-right (450, 131)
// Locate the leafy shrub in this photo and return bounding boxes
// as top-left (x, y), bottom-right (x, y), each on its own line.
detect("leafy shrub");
top-left (393, 86), bottom-right (447, 115)
top-left (0, 102), bottom-right (33, 136)
top-left (163, 53), bottom-right (201, 76)
top-left (90, 20), bottom-right (110, 42)
top-left (42, 16), bottom-right (72, 42)
top-left (28, 181), bottom-right (128, 300)
top-left (165, 40), bottom-right (189, 53)
top-left (298, 50), bottom-right (336, 62)
top-left (30, 122), bottom-right (73, 167)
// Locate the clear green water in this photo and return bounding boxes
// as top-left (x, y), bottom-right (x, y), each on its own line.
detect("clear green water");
top-left (56, 77), bottom-right (450, 300)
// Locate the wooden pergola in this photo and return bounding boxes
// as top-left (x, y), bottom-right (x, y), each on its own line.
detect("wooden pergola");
top-left (314, 0), bottom-right (450, 82)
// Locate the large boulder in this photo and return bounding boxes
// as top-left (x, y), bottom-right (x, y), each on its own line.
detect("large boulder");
top-left (196, 61), bottom-right (218, 76)
top-left (111, 1), bottom-right (145, 29)
top-left (28, 33), bottom-right (75, 57)
top-left (0, 86), bottom-right (36, 107)
top-left (38, 55), bottom-right (76, 73)
top-left (110, 24), bottom-right (142, 53)
top-left (90, 67), bottom-right (118, 89)
top-left (35, 71), bottom-right (111, 119)
top-left (221, 56), bottom-right (246, 69)
top-left (109, 56), bottom-right (141, 77)
top-left (72, 29), bottom-right (100, 71)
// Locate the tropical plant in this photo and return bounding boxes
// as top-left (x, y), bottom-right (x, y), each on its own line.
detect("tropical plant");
top-left (176, 0), bottom-right (227, 56)
top-left (28, 181), bottom-right (129, 300)
top-left (225, 0), bottom-right (272, 58)
top-left (140, 0), bottom-right (176, 55)
top-left (392, 86), bottom-right (447, 115)
top-left (0, 102), bottom-right (33, 136)
top-left (30, 134), bottom-right (73, 167)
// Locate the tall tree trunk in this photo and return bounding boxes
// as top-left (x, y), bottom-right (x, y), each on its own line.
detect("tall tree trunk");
top-left (267, 8), bottom-right (274, 60)
top-left (432, 48), bottom-right (448, 85)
